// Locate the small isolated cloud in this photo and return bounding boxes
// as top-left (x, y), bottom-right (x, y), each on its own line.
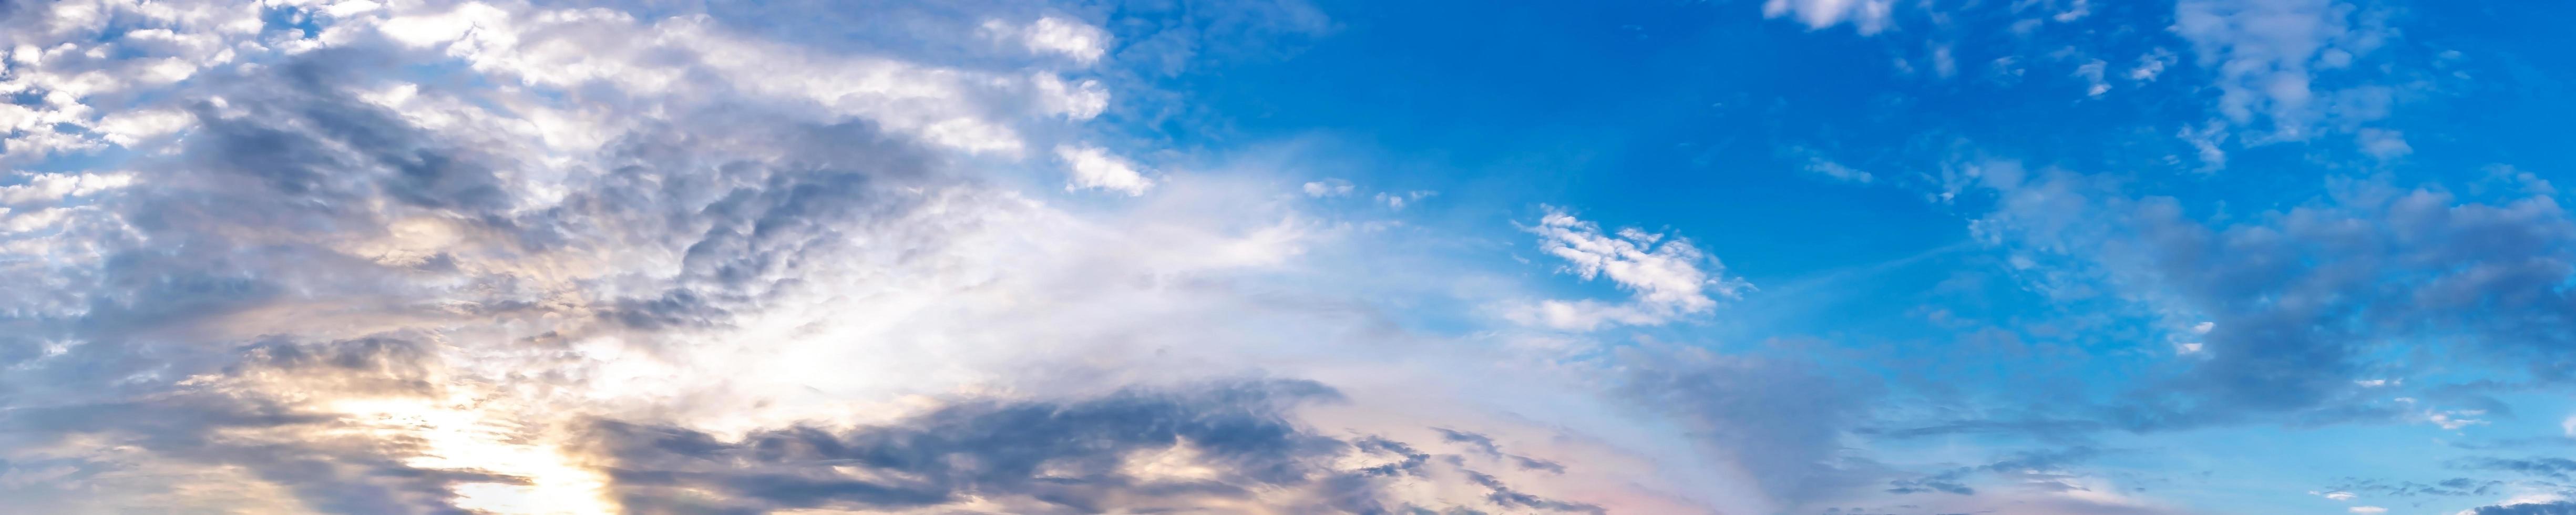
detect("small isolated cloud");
top-left (2349, 506), bottom-right (2386, 514)
top-left (1056, 144), bottom-right (1155, 195)
top-left (1762, 0), bottom-right (1895, 34)
top-left (2317, 490), bottom-right (2358, 500)
top-left (2359, 128), bottom-right (2412, 160)
top-left (2073, 58), bottom-right (2112, 97)
top-left (1302, 178), bottom-right (1354, 197)
top-left (1784, 146), bottom-right (1872, 183)
top-left (1509, 207), bottom-right (1750, 331)
top-left (1376, 190), bottom-right (1435, 210)
top-left (1803, 157), bottom-right (1874, 183)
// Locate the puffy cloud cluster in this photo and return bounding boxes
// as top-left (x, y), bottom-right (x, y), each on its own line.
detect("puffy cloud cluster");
top-left (2171, 0), bottom-right (2390, 137)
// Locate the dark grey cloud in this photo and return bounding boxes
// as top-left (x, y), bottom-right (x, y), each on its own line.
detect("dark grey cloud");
top-left (1435, 427), bottom-right (1501, 456)
top-left (0, 335), bottom-right (512, 513)
top-left (1463, 469), bottom-right (1605, 514)
top-left (580, 379), bottom-right (1597, 514)
top-left (1432, 427), bottom-right (1567, 474)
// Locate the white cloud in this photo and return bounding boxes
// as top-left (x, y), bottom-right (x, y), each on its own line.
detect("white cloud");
top-left (983, 16), bottom-right (1112, 65)
top-left (324, 0), bottom-right (385, 18)
top-left (2130, 48), bottom-right (2177, 81)
top-left (2358, 128), bottom-right (2411, 160)
top-left (1301, 178), bottom-right (1353, 198)
top-left (1056, 143), bottom-right (1156, 195)
top-left (2316, 490), bottom-right (2357, 501)
top-left (1511, 208), bottom-right (1750, 331)
top-left (2179, 120), bottom-right (2229, 171)
top-left (91, 108), bottom-right (194, 146)
top-left (2418, 408), bottom-right (2488, 430)
top-left (373, 3), bottom-right (1092, 154)
top-left (2053, 0), bottom-right (2092, 22)
top-left (1762, 0), bottom-right (1895, 34)
top-left (2561, 414), bottom-right (2574, 437)
top-left (0, 172), bottom-right (135, 205)
top-left (2349, 507), bottom-right (2385, 514)
top-left (1376, 190), bottom-right (1434, 210)
top-left (2171, 0), bottom-right (2404, 167)
top-left (2075, 58), bottom-right (2110, 96)
top-left (1031, 73), bottom-right (1111, 120)
top-left (1802, 157), bottom-right (1874, 183)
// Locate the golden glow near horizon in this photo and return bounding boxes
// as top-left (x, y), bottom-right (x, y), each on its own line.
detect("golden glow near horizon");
top-left (327, 393), bottom-right (617, 514)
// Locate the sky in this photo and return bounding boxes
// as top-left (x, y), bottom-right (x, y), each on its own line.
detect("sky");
top-left (2, 0), bottom-right (2574, 514)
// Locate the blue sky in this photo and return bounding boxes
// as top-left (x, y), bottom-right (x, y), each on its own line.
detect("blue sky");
top-left (4, 0), bottom-right (2575, 513)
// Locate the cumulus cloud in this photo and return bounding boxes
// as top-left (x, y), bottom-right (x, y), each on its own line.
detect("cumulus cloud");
top-left (2171, 0), bottom-right (2404, 167)
top-left (1055, 143), bottom-right (1155, 195)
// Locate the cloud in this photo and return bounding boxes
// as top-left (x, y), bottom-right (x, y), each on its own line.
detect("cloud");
top-left (1762, 0), bottom-right (1896, 34)
top-left (1509, 207), bottom-right (1752, 331)
top-left (983, 16), bottom-right (1113, 65)
top-left (2351, 507), bottom-right (2387, 514)
top-left (1301, 178), bottom-right (1353, 197)
top-left (1614, 344), bottom-right (1875, 510)
top-left (0, 3), bottom-right (1802, 513)
top-left (573, 379), bottom-right (1598, 513)
top-left (2458, 457), bottom-right (2576, 481)
top-left (2322, 477), bottom-right (2502, 500)
top-left (1962, 160), bottom-right (2576, 428)
top-left (1375, 190), bottom-right (1434, 210)
top-left (2470, 500), bottom-right (2576, 515)
top-left (1799, 154), bottom-right (1876, 184)
top-left (2170, 0), bottom-right (2403, 167)
top-left (1055, 143), bottom-right (1156, 195)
